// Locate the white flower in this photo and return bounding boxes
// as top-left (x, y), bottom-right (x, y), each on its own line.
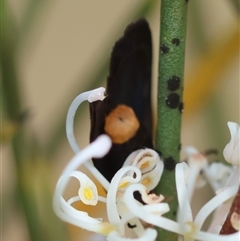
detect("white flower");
top-left (121, 151), bottom-right (240, 241)
top-left (53, 88), bottom-right (166, 240)
top-left (184, 148), bottom-right (208, 198)
top-left (206, 162), bottom-right (233, 191)
top-left (123, 148), bottom-right (163, 191)
top-left (66, 87), bottom-right (109, 190)
top-left (175, 162), bottom-right (239, 240)
top-left (53, 134), bottom-right (115, 235)
top-left (123, 163), bottom-right (239, 240)
top-left (53, 134), bottom-right (166, 239)
top-left (54, 88), bottom-right (240, 241)
top-left (223, 122), bottom-right (240, 166)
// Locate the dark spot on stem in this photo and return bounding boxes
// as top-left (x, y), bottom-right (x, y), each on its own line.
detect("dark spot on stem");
top-left (160, 44), bottom-right (169, 54)
top-left (167, 76), bottom-right (181, 91)
top-left (178, 102), bottom-right (184, 112)
top-left (164, 157), bottom-right (176, 171)
top-left (172, 38), bottom-right (180, 46)
top-left (178, 143), bottom-right (182, 151)
top-left (165, 93), bottom-right (180, 109)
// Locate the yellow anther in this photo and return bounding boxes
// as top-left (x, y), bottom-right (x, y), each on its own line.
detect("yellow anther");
top-left (118, 182), bottom-right (129, 189)
top-left (140, 161), bottom-right (150, 169)
top-left (83, 187), bottom-right (93, 200)
top-left (142, 178), bottom-right (151, 186)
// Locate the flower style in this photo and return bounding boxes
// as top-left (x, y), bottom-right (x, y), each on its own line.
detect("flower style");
top-left (53, 88), bottom-right (240, 241)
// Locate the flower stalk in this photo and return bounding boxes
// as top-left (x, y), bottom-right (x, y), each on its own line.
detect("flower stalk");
top-left (155, 0), bottom-right (188, 240)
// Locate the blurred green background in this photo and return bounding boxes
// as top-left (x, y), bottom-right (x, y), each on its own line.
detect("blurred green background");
top-left (2, 0), bottom-right (239, 240)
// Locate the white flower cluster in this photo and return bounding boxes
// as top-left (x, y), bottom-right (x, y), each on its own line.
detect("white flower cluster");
top-left (53, 88), bottom-right (240, 241)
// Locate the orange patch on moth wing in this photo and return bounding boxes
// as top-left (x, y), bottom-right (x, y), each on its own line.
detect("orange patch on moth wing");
top-left (104, 105), bottom-right (140, 144)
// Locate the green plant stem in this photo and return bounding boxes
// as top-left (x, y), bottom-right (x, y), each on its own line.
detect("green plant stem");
top-left (2, 5), bottom-right (45, 239)
top-left (155, 0), bottom-right (188, 240)
top-left (2, 3), bottom-right (69, 240)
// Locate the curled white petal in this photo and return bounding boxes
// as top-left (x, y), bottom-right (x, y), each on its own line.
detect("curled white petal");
top-left (123, 184), bottom-right (182, 235)
top-left (123, 148), bottom-right (162, 173)
top-left (181, 151), bottom-right (207, 203)
top-left (123, 150), bottom-right (141, 167)
top-left (175, 162), bottom-right (193, 224)
top-left (188, 155), bottom-right (207, 201)
top-left (88, 87), bottom-right (106, 102)
top-left (123, 183), bottom-right (240, 241)
top-left (183, 148), bottom-right (208, 198)
top-left (61, 135), bottom-right (111, 177)
top-left (194, 185), bottom-right (238, 229)
top-left (69, 171), bottom-right (98, 205)
top-left (66, 88), bottom-right (105, 154)
top-left (53, 136), bottom-right (114, 234)
top-left (140, 159), bottom-right (163, 191)
top-left (107, 166), bottom-right (142, 234)
top-left (66, 88), bottom-right (110, 190)
top-left (53, 174), bottom-right (114, 235)
top-left (123, 148), bottom-right (163, 191)
top-left (223, 122), bottom-right (240, 166)
top-left (142, 203), bottom-right (169, 215)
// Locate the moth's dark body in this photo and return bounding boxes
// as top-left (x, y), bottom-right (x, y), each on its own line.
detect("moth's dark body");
top-left (90, 19), bottom-right (153, 182)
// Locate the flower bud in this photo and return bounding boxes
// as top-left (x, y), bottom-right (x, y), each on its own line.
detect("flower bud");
top-left (223, 122), bottom-right (240, 166)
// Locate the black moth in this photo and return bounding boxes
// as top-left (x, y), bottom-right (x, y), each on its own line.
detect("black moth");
top-left (90, 18), bottom-right (153, 182)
